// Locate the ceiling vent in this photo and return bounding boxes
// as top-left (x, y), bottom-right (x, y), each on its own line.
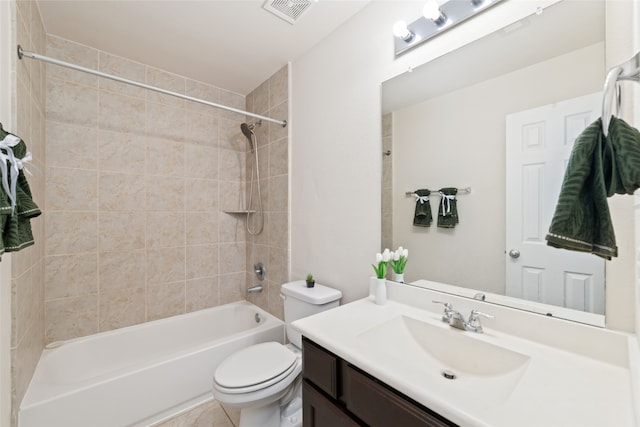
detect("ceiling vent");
top-left (263, 0), bottom-right (314, 25)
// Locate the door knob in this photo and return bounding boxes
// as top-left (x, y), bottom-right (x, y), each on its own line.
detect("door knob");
top-left (508, 249), bottom-right (520, 259)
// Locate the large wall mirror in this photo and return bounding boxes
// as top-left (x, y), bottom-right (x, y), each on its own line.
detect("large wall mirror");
top-left (381, 0), bottom-right (608, 325)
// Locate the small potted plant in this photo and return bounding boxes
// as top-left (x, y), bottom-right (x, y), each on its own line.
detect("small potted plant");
top-left (306, 273), bottom-right (315, 288)
top-left (390, 246), bottom-right (409, 283)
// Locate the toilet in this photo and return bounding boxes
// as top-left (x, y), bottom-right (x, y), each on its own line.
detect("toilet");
top-left (212, 280), bottom-right (342, 427)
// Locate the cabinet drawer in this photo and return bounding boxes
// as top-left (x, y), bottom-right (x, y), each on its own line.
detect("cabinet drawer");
top-left (302, 338), bottom-right (339, 398)
top-left (303, 380), bottom-right (362, 427)
top-left (345, 365), bottom-right (457, 427)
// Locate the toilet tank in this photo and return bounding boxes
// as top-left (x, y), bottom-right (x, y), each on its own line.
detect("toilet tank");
top-left (281, 280), bottom-right (342, 348)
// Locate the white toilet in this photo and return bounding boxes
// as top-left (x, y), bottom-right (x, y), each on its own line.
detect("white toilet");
top-left (212, 280), bottom-right (342, 427)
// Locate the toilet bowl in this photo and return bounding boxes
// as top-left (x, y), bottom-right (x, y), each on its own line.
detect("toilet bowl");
top-left (212, 281), bottom-right (342, 427)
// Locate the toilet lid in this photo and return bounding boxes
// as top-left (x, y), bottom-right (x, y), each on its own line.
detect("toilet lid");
top-left (215, 342), bottom-right (297, 390)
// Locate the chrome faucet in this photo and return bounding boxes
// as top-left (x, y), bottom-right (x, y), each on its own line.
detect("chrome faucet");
top-left (433, 301), bottom-right (494, 333)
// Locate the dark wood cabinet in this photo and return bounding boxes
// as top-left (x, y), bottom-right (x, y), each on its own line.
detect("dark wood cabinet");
top-left (302, 337), bottom-right (458, 427)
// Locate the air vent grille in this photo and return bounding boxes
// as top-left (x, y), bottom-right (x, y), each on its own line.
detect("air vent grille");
top-left (263, 0), bottom-right (314, 25)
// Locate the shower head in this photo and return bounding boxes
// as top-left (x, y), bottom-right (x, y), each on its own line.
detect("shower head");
top-left (240, 122), bottom-right (255, 152)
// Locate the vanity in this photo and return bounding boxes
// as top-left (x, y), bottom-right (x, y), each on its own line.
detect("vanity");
top-left (293, 280), bottom-right (639, 427)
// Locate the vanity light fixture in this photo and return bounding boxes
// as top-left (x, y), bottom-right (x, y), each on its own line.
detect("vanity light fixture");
top-left (393, 0), bottom-right (503, 56)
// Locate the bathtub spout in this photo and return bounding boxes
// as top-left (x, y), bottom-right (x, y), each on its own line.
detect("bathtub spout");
top-left (247, 284), bottom-right (263, 294)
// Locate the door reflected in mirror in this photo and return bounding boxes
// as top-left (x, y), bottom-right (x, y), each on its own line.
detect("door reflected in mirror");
top-left (381, 0), bottom-right (607, 324)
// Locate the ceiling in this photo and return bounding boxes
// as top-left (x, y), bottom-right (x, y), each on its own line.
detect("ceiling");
top-left (36, 0), bottom-right (370, 95)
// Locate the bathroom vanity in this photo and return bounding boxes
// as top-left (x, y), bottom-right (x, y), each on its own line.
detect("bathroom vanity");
top-left (302, 337), bottom-right (456, 426)
top-left (293, 280), bottom-right (639, 427)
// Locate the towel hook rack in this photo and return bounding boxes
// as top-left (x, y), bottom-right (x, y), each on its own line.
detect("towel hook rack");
top-left (602, 50), bottom-right (640, 136)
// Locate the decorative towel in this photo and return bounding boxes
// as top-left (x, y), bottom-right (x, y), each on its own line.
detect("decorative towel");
top-left (546, 117), bottom-right (640, 259)
top-left (413, 189), bottom-right (432, 227)
top-left (437, 188), bottom-right (459, 228)
top-left (0, 123), bottom-right (41, 260)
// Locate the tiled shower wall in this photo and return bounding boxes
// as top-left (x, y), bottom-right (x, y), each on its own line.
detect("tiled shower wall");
top-left (245, 66), bottom-right (289, 319)
top-left (43, 36), bottom-right (288, 343)
top-left (381, 113), bottom-right (392, 252)
top-left (12, 0), bottom-right (46, 424)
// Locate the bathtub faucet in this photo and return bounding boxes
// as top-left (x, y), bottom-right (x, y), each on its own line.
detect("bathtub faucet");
top-left (247, 285), bottom-right (263, 294)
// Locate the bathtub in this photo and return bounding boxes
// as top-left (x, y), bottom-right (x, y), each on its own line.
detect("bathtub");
top-left (19, 301), bottom-right (285, 427)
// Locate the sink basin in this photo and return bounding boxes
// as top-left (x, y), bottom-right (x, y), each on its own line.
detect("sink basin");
top-left (356, 315), bottom-right (530, 403)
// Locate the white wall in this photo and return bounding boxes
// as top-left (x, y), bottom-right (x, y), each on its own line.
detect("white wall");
top-left (291, 0), bottom-right (636, 331)
top-left (0, 1), bottom-right (13, 424)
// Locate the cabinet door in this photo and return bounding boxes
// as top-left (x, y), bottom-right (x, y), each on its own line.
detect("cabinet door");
top-left (345, 366), bottom-right (456, 427)
top-left (303, 381), bottom-right (361, 427)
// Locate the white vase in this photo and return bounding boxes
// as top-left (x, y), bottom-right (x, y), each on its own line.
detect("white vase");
top-left (374, 278), bottom-right (387, 305)
top-left (394, 273), bottom-right (405, 283)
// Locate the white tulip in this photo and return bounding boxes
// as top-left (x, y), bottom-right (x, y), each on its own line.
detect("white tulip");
top-left (382, 248), bottom-right (391, 262)
top-left (403, 248), bottom-right (409, 258)
top-left (376, 253), bottom-right (382, 264)
top-left (392, 251), bottom-right (400, 261)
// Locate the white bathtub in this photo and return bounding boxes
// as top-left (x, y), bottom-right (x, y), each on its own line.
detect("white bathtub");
top-left (19, 301), bottom-right (285, 427)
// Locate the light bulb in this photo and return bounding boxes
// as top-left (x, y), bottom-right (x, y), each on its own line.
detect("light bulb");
top-left (423, 0), bottom-right (440, 20)
top-left (392, 20), bottom-right (413, 41)
top-left (423, 0), bottom-right (447, 25)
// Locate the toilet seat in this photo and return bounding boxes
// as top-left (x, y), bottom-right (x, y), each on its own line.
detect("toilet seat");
top-left (214, 342), bottom-right (298, 394)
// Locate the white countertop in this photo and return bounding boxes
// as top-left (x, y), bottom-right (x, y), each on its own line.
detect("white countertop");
top-left (292, 283), bottom-right (639, 427)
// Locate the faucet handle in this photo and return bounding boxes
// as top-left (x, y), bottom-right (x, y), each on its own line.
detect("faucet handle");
top-left (432, 300), bottom-right (454, 322)
top-left (467, 309), bottom-right (494, 333)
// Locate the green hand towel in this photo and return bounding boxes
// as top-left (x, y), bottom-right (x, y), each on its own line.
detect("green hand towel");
top-left (0, 123), bottom-right (41, 259)
top-left (413, 189), bottom-right (432, 227)
top-left (437, 187), bottom-right (458, 228)
top-left (546, 117), bottom-right (640, 259)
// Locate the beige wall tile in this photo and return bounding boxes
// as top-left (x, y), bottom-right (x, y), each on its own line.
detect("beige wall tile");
top-left (98, 52), bottom-right (146, 99)
top-left (269, 212), bottom-right (288, 250)
top-left (98, 130), bottom-right (146, 174)
top-left (146, 175), bottom-right (185, 212)
top-left (45, 212), bottom-right (97, 255)
top-left (186, 212), bottom-right (218, 245)
top-left (219, 242), bottom-right (246, 274)
top-left (185, 109), bottom-right (219, 146)
top-left (186, 277), bottom-right (219, 312)
top-left (146, 102), bottom-right (186, 141)
top-left (220, 148), bottom-right (245, 182)
top-left (45, 253), bottom-right (97, 299)
top-left (269, 138), bottom-right (288, 178)
top-left (186, 80), bottom-right (221, 115)
top-left (219, 272), bottom-right (245, 305)
top-left (98, 91), bottom-right (145, 134)
top-left (46, 36), bottom-right (98, 87)
top-left (146, 211), bottom-right (186, 248)
top-left (185, 144), bottom-right (218, 180)
top-left (46, 121), bottom-right (97, 169)
top-left (46, 167), bottom-right (97, 211)
top-left (269, 66), bottom-right (288, 109)
top-left (99, 211), bottom-right (146, 252)
top-left (219, 90), bottom-right (245, 121)
top-left (147, 282), bottom-right (185, 321)
top-left (219, 212), bottom-right (245, 244)
top-left (251, 80), bottom-right (269, 115)
top-left (146, 67), bottom-right (186, 108)
top-left (268, 100), bottom-right (288, 142)
top-left (268, 175), bottom-right (288, 213)
top-left (147, 137), bottom-right (185, 177)
top-left (186, 244), bottom-right (218, 280)
top-left (218, 118), bottom-right (245, 151)
top-left (99, 250), bottom-right (145, 292)
top-left (185, 178), bottom-right (218, 212)
top-left (47, 78), bottom-right (98, 127)
top-left (146, 247), bottom-right (186, 284)
top-left (99, 172), bottom-right (146, 211)
top-left (45, 294), bottom-right (98, 342)
top-left (99, 287), bottom-right (145, 331)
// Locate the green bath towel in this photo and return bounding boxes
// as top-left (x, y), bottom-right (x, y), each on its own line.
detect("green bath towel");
top-left (413, 189), bottom-right (432, 227)
top-left (437, 188), bottom-right (458, 228)
top-left (546, 117), bottom-right (640, 259)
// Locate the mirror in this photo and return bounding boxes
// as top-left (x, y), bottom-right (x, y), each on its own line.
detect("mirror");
top-left (381, 0), bottom-right (607, 325)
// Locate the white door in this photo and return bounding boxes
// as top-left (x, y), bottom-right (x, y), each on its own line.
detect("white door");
top-left (505, 92), bottom-right (605, 314)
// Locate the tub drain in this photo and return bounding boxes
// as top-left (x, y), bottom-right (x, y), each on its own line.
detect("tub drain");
top-left (441, 370), bottom-right (457, 380)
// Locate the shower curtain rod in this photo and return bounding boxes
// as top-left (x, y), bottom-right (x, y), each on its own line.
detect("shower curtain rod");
top-left (17, 45), bottom-right (287, 128)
